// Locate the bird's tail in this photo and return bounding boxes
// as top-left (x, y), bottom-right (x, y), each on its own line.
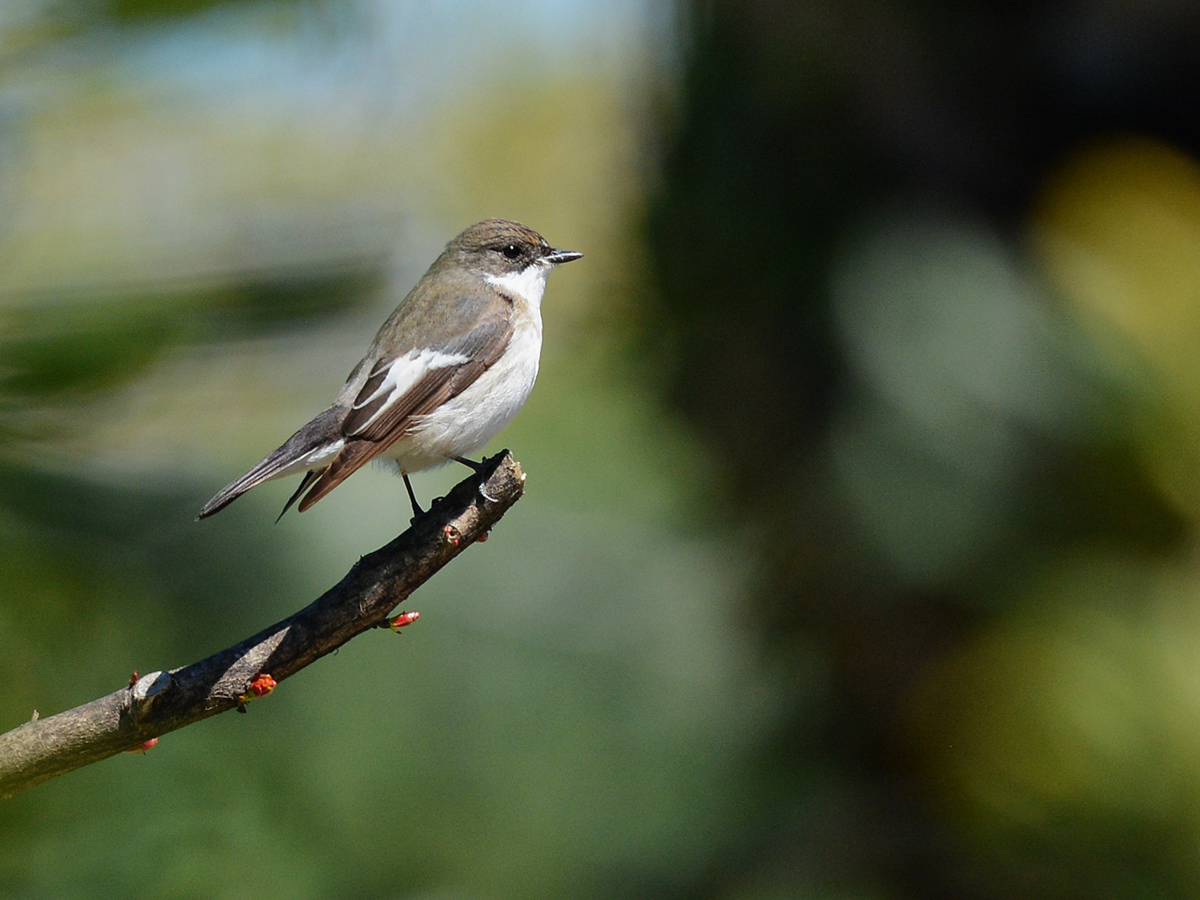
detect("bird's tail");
top-left (197, 406), bottom-right (345, 519)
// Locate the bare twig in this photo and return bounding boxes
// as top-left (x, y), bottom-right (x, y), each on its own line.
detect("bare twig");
top-left (0, 452), bottom-right (525, 799)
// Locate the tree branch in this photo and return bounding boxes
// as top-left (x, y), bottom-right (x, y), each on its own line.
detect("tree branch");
top-left (0, 452), bottom-right (525, 799)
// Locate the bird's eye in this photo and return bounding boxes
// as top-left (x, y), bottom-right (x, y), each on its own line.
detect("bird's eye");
top-left (500, 244), bottom-right (522, 260)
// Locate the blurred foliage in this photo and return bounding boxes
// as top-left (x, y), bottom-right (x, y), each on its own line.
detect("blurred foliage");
top-left (103, 0), bottom-right (265, 22)
top-left (1035, 138), bottom-right (1200, 519)
top-left (645, 1), bottom-right (1200, 898)
top-left (1, 300), bottom-right (178, 398)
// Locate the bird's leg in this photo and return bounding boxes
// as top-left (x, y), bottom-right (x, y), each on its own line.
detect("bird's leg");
top-left (453, 456), bottom-right (484, 473)
top-left (402, 472), bottom-right (425, 521)
top-left (454, 454), bottom-right (502, 503)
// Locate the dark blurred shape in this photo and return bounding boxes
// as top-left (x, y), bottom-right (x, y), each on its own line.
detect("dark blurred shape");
top-left (100, 0), bottom-right (297, 23)
top-left (0, 265), bottom-right (382, 404)
top-left (646, 1), bottom-right (1200, 897)
top-left (1, 302), bottom-right (176, 398)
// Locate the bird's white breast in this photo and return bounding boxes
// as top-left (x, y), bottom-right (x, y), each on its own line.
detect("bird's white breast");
top-left (382, 265), bottom-right (549, 472)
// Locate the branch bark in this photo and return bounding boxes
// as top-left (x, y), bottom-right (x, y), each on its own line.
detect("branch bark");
top-left (0, 452), bottom-right (525, 799)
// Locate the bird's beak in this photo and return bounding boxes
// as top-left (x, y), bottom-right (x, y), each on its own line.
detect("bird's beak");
top-left (544, 248), bottom-right (583, 265)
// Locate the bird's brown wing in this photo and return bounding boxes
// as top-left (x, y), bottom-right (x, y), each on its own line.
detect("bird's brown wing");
top-left (295, 315), bottom-right (512, 512)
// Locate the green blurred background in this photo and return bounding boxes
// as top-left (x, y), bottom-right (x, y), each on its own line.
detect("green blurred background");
top-left (4, 1), bottom-right (1200, 897)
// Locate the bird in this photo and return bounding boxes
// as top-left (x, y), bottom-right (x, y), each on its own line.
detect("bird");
top-left (198, 218), bottom-right (581, 521)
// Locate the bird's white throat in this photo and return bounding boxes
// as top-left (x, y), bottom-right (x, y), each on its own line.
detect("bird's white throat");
top-left (486, 264), bottom-right (550, 309)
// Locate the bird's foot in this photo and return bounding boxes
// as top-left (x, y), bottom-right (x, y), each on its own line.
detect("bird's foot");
top-left (453, 452), bottom-right (506, 503)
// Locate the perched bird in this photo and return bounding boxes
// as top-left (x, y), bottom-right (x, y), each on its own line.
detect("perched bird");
top-left (198, 219), bottom-right (581, 520)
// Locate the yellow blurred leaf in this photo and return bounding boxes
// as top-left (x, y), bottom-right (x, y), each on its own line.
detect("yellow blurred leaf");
top-left (1034, 137), bottom-right (1200, 515)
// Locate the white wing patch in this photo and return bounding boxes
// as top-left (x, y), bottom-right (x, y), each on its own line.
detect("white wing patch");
top-left (271, 438), bottom-right (346, 479)
top-left (351, 348), bottom-right (470, 430)
top-left (486, 264), bottom-right (551, 310)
